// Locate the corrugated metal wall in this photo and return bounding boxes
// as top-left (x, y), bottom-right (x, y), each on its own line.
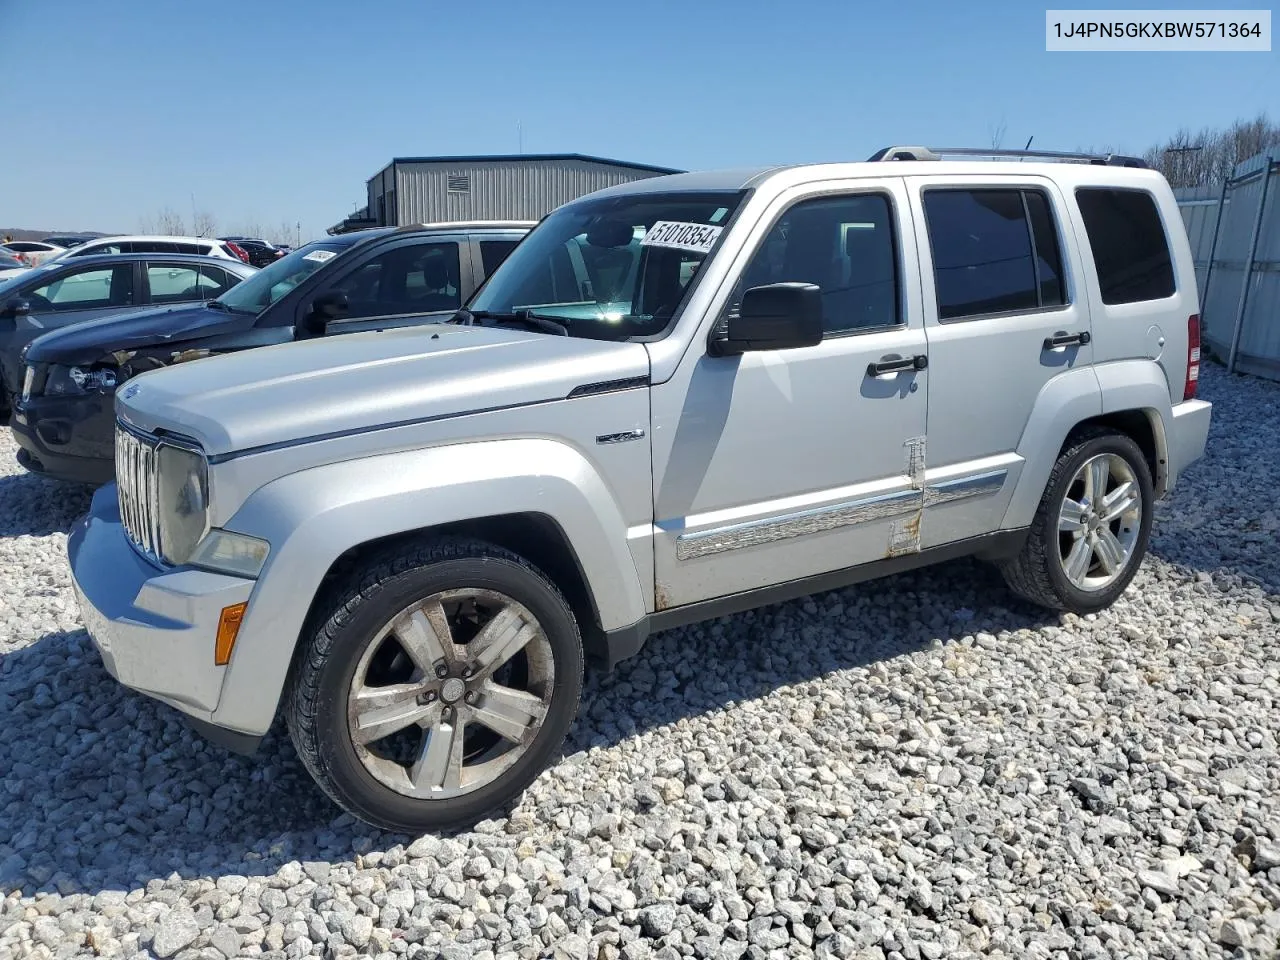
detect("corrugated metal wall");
top-left (1175, 148), bottom-right (1280, 381)
top-left (390, 159), bottom-right (669, 224)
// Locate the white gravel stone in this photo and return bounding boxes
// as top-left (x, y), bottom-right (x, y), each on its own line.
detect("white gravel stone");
top-left (0, 363), bottom-right (1277, 960)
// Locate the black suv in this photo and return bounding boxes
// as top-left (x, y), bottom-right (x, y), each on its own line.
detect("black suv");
top-left (12, 221), bottom-right (532, 483)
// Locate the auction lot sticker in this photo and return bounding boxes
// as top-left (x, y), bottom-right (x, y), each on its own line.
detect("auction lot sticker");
top-left (642, 221), bottom-right (723, 254)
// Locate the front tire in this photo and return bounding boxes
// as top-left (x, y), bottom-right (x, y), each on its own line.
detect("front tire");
top-left (286, 537), bottom-right (583, 834)
top-left (1001, 427), bottom-right (1153, 614)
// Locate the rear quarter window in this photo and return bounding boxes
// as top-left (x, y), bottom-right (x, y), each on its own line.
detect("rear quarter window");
top-left (1075, 188), bottom-right (1175, 305)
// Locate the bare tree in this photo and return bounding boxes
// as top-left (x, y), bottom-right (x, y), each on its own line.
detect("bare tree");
top-left (191, 210), bottom-right (217, 238)
top-left (1143, 112), bottom-right (1280, 187)
top-left (989, 118), bottom-right (1008, 150)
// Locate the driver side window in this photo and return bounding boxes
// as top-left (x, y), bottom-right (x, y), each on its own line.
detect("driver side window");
top-left (328, 242), bottom-right (461, 319)
top-left (28, 265), bottom-right (135, 311)
top-left (727, 193), bottom-right (901, 335)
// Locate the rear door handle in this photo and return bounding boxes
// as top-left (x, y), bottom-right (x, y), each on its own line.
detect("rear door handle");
top-left (867, 354), bottom-right (928, 377)
top-left (1043, 330), bottom-right (1091, 350)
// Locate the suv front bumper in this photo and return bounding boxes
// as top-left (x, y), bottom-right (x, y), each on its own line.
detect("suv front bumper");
top-left (68, 484), bottom-right (260, 747)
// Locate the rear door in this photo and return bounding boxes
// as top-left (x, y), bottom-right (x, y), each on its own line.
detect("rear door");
top-left (303, 235), bottom-right (473, 334)
top-left (142, 260), bottom-right (209, 306)
top-left (907, 174), bottom-right (1095, 546)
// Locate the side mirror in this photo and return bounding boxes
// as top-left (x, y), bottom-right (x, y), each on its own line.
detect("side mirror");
top-left (303, 290), bottom-right (348, 334)
top-left (719, 282), bottom-right (823, 354)
top-left (2, 298), bottom-right (30, 319)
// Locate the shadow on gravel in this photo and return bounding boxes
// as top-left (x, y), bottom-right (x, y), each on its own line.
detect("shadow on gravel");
top-left (0, 556), bottom-right (1055, 899)
top-left (0, 471), bottom-right (93, 538)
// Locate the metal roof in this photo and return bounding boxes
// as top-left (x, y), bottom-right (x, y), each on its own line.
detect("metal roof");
top-left (385, 153), bottom-right (683, 175)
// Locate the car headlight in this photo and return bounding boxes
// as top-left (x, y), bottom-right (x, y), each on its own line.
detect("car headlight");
top-left (156, 443), bottom-right (210, 565)
top-left (187, 530), bottom-right (271, 578)
top-left (21, 366), bottom-right (34, 402)
top-left (43, 363), bottom-right (117, 397)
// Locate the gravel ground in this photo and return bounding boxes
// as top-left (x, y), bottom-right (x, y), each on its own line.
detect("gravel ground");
top-left (1, 362), bottom-right (1279, 960)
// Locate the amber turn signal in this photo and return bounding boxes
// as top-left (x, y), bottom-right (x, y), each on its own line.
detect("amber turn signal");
top-left (215, 602), bottom-right (247, 666)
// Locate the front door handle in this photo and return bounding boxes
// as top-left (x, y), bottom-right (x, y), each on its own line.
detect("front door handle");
top-left (1043, 330), bottom-right (1091, 350)
top-left (867, 354), bottom-right (928, 377)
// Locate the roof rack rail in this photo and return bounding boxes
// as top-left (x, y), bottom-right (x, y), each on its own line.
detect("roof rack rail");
top-left (866, 145), bottom-right (1148, 168)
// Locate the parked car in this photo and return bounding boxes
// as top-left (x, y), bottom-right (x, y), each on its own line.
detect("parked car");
top-left (42, 235), bottom-right (97, 249)
top-left (64, 147), bottom-right (1212, 832)
top-left (13, 221), bottom-right (531, 482)
top-left (0, 252), bottom-right (29, 281)
top-left (51, 235), bottom-right (251, 264)
top-left (219, 236), bottom-right (286, 268)
top-left (2, 240), bottom-right (65, 266)
top-left (0, 253), bottom-right (256, 424)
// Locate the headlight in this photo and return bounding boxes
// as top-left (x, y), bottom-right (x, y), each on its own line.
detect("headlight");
top-left (156, 443), bottom-right (210, 565)
top-left (43, 363), bottom-right (117, 397)
top-left (21, 366), bottom-right (34, 402)
top-left (187, 530), bottom-right (270, 578)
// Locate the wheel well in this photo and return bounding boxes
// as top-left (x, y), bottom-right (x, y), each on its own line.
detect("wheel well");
top-left (308, 512), bottom-right (604, 647)
top-left (1067, 409), bottom-right (1165, 492)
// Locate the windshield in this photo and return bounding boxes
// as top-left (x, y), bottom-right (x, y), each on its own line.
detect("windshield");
top-left (467, 190), bottom-right (745, 339)
top-left (214, 241), bottom-right (347, 313)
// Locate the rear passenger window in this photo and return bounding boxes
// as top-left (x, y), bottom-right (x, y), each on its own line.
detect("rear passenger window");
top-left (1075, 188), bottom-right (1174, 304)
top-left (923, 188), bottom-right (1068, 321)
top-left (735, 193), bottom-right (900, 334)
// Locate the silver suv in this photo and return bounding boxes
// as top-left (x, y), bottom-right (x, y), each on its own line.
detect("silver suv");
top-left (68, 146), bottom-right (1213, 832)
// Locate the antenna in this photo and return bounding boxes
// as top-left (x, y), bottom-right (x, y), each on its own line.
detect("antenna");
top-left (517, 120), bottom-right (523, 154)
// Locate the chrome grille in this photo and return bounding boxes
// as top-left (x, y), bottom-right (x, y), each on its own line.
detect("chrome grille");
top-left (116, 423), bottom-right (162, 562)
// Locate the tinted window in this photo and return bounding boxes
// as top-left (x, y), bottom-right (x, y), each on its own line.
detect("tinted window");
top-left (146, 264), bottom-right (202, 304)
top-left (28, 265), bottom-right (135, 310)
top-left (923, 188), bottom-right (1067, 320)
top-left (197, 265), bottom-right (238, 297)
top-left (735, 193), bottom-right (899, 334)
top-left (1075, 188), bottom-right (1174, 304)
top-left (326, 242), bottom-right (461, 320)
top-left (479, 239), bottom-right (520, 276)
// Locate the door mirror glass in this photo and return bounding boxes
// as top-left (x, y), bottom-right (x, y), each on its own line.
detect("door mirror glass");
top-left (721, 283), bottom-right (823, 353)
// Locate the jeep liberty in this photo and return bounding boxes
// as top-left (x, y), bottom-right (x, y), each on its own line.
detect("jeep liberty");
top-left (67, 147), bottom-right (1213, 832)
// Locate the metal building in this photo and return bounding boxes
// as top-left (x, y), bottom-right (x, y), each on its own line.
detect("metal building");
top-left (329, 154), bottom-right (682, 235)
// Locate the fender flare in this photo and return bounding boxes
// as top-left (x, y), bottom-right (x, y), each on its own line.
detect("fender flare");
top-left (1001, 366), bottom-right (1102, 530)
top-left (210, 437), bottom-right (647, 736)
top-left (1002, 361), bottom-right (1174, 530)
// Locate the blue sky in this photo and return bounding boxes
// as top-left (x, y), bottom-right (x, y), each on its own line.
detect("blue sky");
top-left (1, 0), bottom-right (1274, 239)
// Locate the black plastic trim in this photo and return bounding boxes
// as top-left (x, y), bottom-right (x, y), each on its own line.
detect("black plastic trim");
top-left (566, 376), bottom-right (650, 399)
top-left (186, 715), bottom-right (263, 756)
top-left (596, 529), bottom-right (1029, 669)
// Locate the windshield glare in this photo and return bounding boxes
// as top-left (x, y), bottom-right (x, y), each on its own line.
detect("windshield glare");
top-left (468, 191), bottom-right (745, 339)
top-left (215, 242), bottom-right (346, 313)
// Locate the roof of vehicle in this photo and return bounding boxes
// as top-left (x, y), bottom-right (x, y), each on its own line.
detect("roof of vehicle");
top-left (26, 251), bottom-right (259, 271)
top-left (78, 234), bottom-right (230, 245)
top-left (586, 156), bottom-right (1169, 200)
top-left (326, 221), bottom-right (537, 248)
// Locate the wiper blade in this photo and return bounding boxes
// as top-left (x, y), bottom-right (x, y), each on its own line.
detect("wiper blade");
top-left (449, 308), bottom-right (568, 337)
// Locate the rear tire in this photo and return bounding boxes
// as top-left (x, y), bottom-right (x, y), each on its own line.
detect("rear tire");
top-left (286, 536), bottom-right (583, 834)
top-left (1000, 427), bottom-right (1153, 614)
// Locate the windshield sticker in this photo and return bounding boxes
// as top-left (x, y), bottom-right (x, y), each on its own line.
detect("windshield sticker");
top-left (303, 250), bottom-right (336, 263)
top-left (641, 221), bottom-right (723, 254)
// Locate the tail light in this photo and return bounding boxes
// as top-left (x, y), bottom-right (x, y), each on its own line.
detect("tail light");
top-left (225, 241), bottom-right (250, 263)
top-left (1184, 314), bottom-right (1200, 401)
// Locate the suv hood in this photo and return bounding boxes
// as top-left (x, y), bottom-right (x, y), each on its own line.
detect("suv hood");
top-left (116, 324), bottom-right (651, 456)
top-left (24, 303), bottom-right (250, 365)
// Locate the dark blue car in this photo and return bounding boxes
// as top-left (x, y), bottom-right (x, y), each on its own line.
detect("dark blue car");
top-left (0, 252), bottom-right (258, 418)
